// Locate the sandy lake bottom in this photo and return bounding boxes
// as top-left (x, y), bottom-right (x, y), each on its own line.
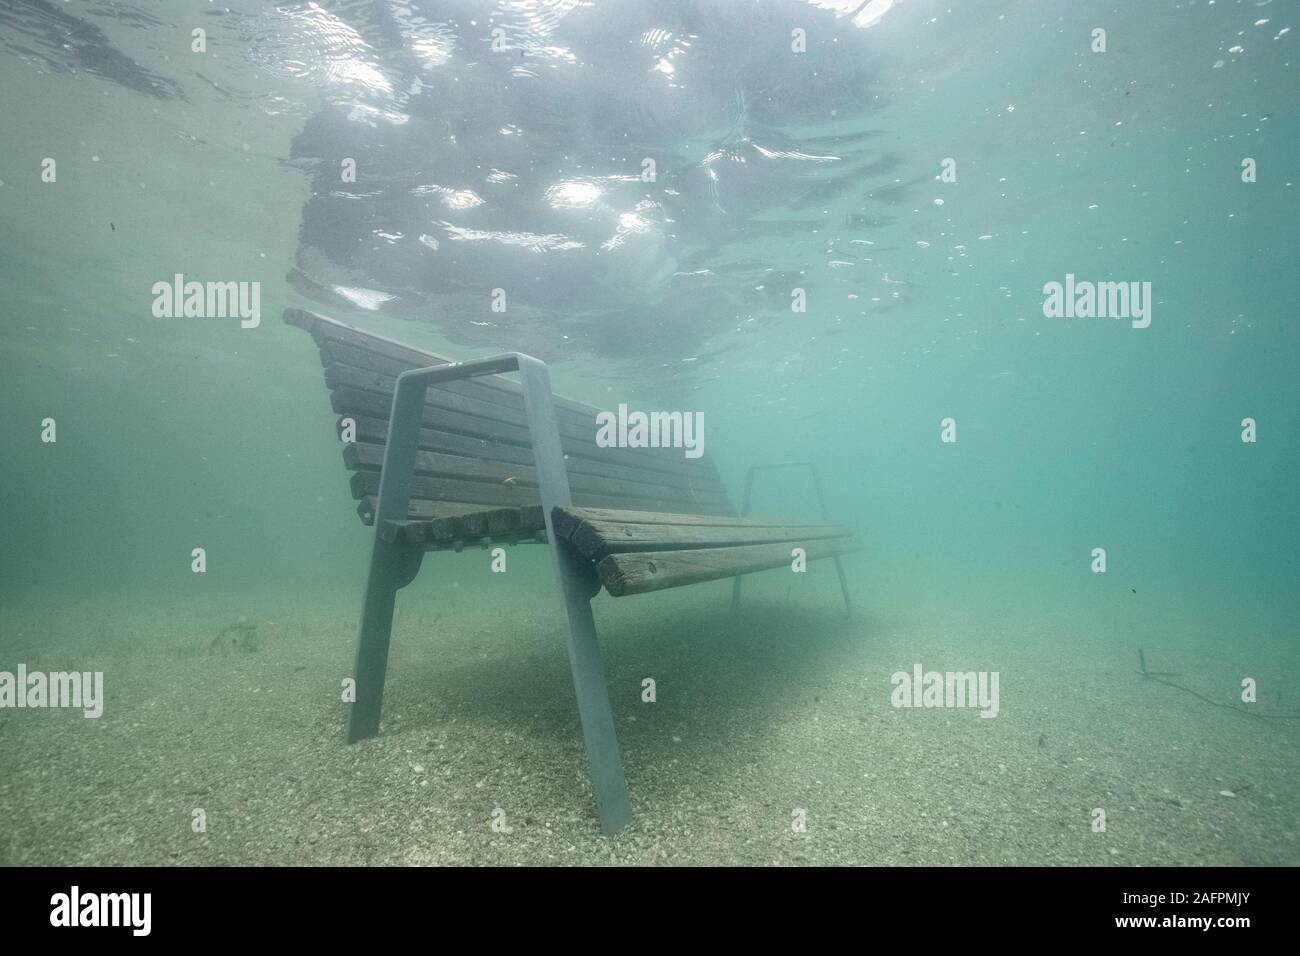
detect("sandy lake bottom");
top-left (2, 580), bottom-right (1297, 867)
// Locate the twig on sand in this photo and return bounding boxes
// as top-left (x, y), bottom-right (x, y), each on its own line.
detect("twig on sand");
top-left (1138, 649), bottom-right (1300, 722)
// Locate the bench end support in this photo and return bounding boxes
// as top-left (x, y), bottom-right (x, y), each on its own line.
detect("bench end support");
top-left (518, 357), bottom-right (632, 837)
top-left (730, 461), bottom-right (854, 621)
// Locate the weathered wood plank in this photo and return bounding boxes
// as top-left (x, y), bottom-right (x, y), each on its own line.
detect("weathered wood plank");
top-left (438, 507), bottom-right (545, 541)
top-left (327, 362), bottom-right (611, 448)
top-left (287, 307), bottom-right (737, 522)
top-left (384, 506), bottom-right (548, 547)
top-left (333, 384), bottom-right (532, 445)
top-left (349, 469), bottom-right (537, 508)
top-left (596, 537), bottom-right (862, 597)
top-left (565, 517), bottom-right (855, 561)
top-left (422, 531), bottom-right (548, 552)
top-left (317, 326), bottom-right (717, 495)
top-left (555, 506), bottom-right (839, 533)
top-left (304, 314), bottom-right (722, 482)
top-left (356, 496), bottom-right (495, 526)
top-left (492, 506), bottom-right (545, 535)
top-left (344, 414), bottom-right (727, 498)
top-left (376, 519), bottom-right (432, 545)
top-left (324, 359), bottom-right (626, 457)
top-left (288, 307), bottom-right (602, 420)
top-left (343, 442), bottom-right (731, 511)
top-left (350, 471), bottom-right (731, 516)
top-left (330, 385), bottom-right (725, 492)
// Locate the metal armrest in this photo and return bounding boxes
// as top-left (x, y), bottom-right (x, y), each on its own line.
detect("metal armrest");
top-left (373, 353), bottom-right (573, 536)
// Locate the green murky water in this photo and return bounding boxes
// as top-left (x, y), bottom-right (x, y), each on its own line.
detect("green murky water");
top-left (0, 0), bottom-right (1296, 866)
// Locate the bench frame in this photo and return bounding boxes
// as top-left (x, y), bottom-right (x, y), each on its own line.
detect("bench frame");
top-left (352, 352), bottom-right (632, 836)
top-left (345, 350), bottom-right (856, 838)
top-left (731, 461), bottom-right (854, 621)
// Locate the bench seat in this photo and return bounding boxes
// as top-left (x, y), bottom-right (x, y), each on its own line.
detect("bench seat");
top-left (380, 505), bottom-right (862, 596)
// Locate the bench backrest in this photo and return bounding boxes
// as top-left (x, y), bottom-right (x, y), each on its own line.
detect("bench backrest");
top-left (286, 309), bottom-right (735, 525)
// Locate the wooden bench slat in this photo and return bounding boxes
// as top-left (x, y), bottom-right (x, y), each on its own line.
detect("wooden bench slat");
top-left (356, 496), bottom-right (504, 525)
top-left (326, 362), bottom-right (616, 450)
top-left (308, 325), bottom-right (722, 484)
top-left (377, 519), bottom-right (431, 544)
top-left (288, 308), bottom-right (601, 422)
top-left (377, 509), bottom-right (552, 553)
top-left (561, 516), bottom-right (856, 561)
top-left (596, 537), bottom-right (863, 597)
top-left (394, 506), bottom-right (548, 545)
top-left (554, 506), bottom-right (841, 533)
top-left (350, 469), bottom-right (536, 508)
top-left (329, 384), bottom-right (726, 494)
top-left (344, 442), bottom-right (731, 512)
top-left (321, 340), bottom-right (545, 420)
top-left (317, 330), bottom-right (712, 479)
top-left (345, 414), bottom-right (727, 497)
top-left (355, 491), bottom-right (735, 527)
top-left (288, 308), bottom-right (739, 527)
top-left (350, 471), bottom-right (737, 517)
top-left (378, 504), bottom-right (846, 558)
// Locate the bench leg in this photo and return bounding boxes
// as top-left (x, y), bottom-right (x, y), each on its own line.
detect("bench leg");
top-left (554, 548), bottom-right (633, 837)
top-left (731, 461), bottom-right (855, 621)
top-left (346, 536), bottom-right (417, 744)
top-left (732, 561), bottom-right (854, 620)
top-left (832, 555), bottom-right (854, 621)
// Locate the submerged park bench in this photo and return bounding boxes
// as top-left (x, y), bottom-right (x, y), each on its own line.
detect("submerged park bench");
top-left (285, 307), bottom-right (861, 835)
